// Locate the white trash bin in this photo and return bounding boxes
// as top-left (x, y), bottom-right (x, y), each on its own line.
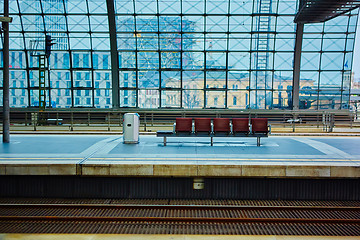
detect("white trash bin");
top-left (123, 113), bottom-right (140, 144)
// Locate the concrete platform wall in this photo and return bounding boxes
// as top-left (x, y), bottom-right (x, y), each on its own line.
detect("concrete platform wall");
top-left (1, 176), bottom-right (359, 200)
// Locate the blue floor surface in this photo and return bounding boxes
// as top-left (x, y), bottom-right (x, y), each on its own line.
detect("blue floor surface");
top-left (0, 135), bottom-right (359, 166)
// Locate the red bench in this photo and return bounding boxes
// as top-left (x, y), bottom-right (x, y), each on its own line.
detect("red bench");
top-left (157, 118), bottom-right (270, 146)
top-left (195, 118), bottom-right (212, 134)
top-left (175, 118), bottom-right (192, 133)
top-left (251, 118), bottom-right (269, 133)
top-left (232, 118), bottom-right (249, 134)
top-left (213, 118), bottom-right (231, 134)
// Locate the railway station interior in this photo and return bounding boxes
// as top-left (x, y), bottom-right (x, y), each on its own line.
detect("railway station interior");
top-left (1, 0), bottom-right (360, 239)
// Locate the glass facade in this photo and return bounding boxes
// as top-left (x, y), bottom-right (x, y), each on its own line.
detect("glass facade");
top-left (0, 0), bottom-right (358, 109)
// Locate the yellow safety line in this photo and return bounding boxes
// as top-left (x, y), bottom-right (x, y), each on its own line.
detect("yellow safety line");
top-left (90, 157), bottom-right (360, 162)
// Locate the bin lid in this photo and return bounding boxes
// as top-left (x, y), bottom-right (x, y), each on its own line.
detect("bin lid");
top-left (124, 113), bottom-right (139, 116)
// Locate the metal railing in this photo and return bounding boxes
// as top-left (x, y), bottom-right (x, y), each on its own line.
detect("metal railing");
top-left (0, 108), bottom-right (357, 133)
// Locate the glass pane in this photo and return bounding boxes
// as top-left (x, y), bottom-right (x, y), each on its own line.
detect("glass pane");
top-left (18, 0), bottom-right (42, 13)
top-left (301, 53), bottom-right (321, 70)
top-left (159, 17), bottom-right (181, 32)
top-left (138, 71), bottom-right (159, 88)
top-left (93, 52), bottom-right (111, 69)
top-left (183, 0), bottom-right (204, 14)
top-left (183, 71), bottom-right (204, 89)
top-left (228, 71), bottom-right (249, 90)
top-left (161, 71), bottom-right (181, 88)
top-left (73, 71), bottom-right (92, 87)
top-left (206, 72), bottom-right (226, 88)
top-left (118, 34), bottom-right (136, 50)
top-left (66, 0), bottom-right (87, 13)
top-left (183, 90), bottom-right (203, 108)
top-left (94, 90), bottom-right (112, 108)
top-left (115, 0), bottom-right (134, 14)
top-left (94, 71), bottom-right (112, 88)
top-left (137, 34), bottom-right (158, 50)
top-left (119, 52), bottom-right (136, 68)
top-left (135, 0), bottom-right (157, 14)
top-left (206, 91), bottom-right (225, 108)
top-left (274, 53), bottom-right (293, 70)
top-left (138, 52), bottom-right (159, 69)
top-left (120, 90), bottom-right (137, 107)
top-left (321, 53), bottom-right (344, 70)
top-left (119, 71), bottom-right (137, 88)
top-left (227, 91), bottom-right (249, 109)
top-left (138, 89), bottom-right (159, 108)
top-left (68, 15), bottom-right (89, 32)
top-left (72, 52), bottom-right (92, 68)
top-left (45, 16), bottom-right (66, 32)
top-left (275, 34), bottom-right (295, 51)
top-left (206, 16), bottom-right (228, 32)
top-left (74, 90), bottom-right (93, 107)
top-left (88, 0), bottom-right (107, 13)
top-left (69, 33), bottom-right (91, 49)
top-left (161, 90), bottom-right (181, 107)
top-left (159, 0), bottom-right (180, 14)
top-left (206, 0), bottom-right (228, 14)
top-left (273, 91), bottom-right (290, 109)
top-left (9, 89), bottom-right (27, 108)
top-left (228, 52), bottom-right (250, 70)
top-left (161, 52), bottom-right (180, 69)
top-left (51, 71), bottom-right (71, 89)
top-left (183, 52), bottom-right (204, 69)
top-left (229, 34), bottom-right (251, 51)
top-left (51, 89), bottom-right (72, 108)
top-left (90, 16), bottom-right (109, 32)
top-left (160, 34), bottom-right (181, 50)
top-left (300, 71), bottom-right (319, 88)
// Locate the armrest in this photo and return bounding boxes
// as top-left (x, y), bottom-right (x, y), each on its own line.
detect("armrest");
top-left (230, 122), bottom-right (233, 133)
top-left (249, 124), bottom-right (252, 133)
top-left (211, 122), bottom-right (214, 133)
top-left (173, 123), bottom-right (176, 133)
top-left (192, 122), bottom-right (195, 133)
top-left (268, 124), bottom-right (271, 134)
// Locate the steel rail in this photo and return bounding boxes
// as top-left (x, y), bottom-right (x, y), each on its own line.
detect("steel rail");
top-left (1, 204), bottom-right (359, 224)
top-left (0, 203), bottom-right (357, 211)
top-left (0, 216), bottom-right (359, 224)
top-left (0, 203), bottom-right (359, 211)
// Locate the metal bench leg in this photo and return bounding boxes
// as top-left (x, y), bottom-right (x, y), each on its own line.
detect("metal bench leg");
top-left (211, 137), bottom-right (213, 146)
top-left (164, 136), bottom-right (167, 146)
top-left (257, 137), bottom-right (260, 147)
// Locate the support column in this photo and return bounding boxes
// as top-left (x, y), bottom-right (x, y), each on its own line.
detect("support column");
top-left (2, 0), bottom-right (10, 143)
top-left (292, 23), bottom-right (304, 110)
top-left (106, 0), bottom-right (119, 109)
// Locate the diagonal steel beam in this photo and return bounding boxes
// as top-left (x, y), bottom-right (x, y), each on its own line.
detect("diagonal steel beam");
top-left (106, 0), bottom-right (120, 109)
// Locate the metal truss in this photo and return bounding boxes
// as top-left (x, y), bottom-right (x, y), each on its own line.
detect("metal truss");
top-left (0, 0), bottom-right (358, 111)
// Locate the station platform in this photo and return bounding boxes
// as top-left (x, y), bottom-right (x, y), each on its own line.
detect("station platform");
top-left (0, 134), bottom-right (359, 178)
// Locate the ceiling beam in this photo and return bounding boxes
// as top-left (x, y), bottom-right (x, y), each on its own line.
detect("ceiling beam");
top-left (294, 0), bottom-right (360, 24)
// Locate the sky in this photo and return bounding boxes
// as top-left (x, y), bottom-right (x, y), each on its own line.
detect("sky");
top-left (353, 14), bottom-right (360, 79)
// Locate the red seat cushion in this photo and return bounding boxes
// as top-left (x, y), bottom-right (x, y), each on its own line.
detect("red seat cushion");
top-left (213, 118), bottom-right (230, 132)
top-left (175, 118), bottom-right (192, 132)
top-left (232, 118), bottom-right (249, 133)
top-left (251, 118), bottom-right (268, 133)
top-left (194, 118), bottom-right (212, 132)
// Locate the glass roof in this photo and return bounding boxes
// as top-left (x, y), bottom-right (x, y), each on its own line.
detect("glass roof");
top-left (0, 0), bottom-right (358, 110)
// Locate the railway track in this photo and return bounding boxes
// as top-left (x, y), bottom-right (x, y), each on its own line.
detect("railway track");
top-left (0, 200), bottom-right (359, 235)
